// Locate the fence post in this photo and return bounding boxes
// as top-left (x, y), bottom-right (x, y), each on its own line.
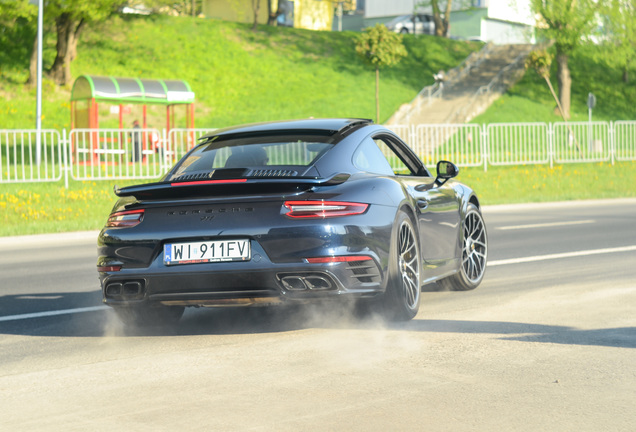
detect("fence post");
top-left (410, 124), bottom-right (416, 151)
top-left (62, 128), bottom-right (69, 189)
top-left (482, 124), bottom-right (488, 172)
top-left (548, 123), bottom-right (554, 169)
top-left (162, 128), bottom-right (168, 174)
top-left (609, 121), bottom-right (615, 165)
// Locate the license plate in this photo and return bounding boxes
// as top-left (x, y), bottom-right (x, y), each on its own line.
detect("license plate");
top-left (164, 239), bottom-right (250, 265)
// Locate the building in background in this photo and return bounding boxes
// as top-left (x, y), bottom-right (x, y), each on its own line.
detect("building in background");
top-left (342, 0), bottom-right (535, 44)
top-left (449, 0), bottom-right (535, 44)
top-left (202, 0), bottom-right (337, 31)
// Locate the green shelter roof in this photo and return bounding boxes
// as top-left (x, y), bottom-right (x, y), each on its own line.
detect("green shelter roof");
top-left (71, 75), bottom-right (195, 104)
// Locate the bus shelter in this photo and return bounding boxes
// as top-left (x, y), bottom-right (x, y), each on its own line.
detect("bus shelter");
top-left (70, 75), bottom-right (195, 166)
top-left (70, 75), bottom-right (195, 131)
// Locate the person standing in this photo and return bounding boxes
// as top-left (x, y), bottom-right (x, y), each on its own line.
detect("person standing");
top-left (433, 70), bottom-right (445, 90)
top-left (131, 120), bottom-right (142, 162)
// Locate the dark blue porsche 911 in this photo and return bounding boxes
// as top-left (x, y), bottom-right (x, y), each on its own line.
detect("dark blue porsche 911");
top-left (97, 118), bottom-right (487, 326)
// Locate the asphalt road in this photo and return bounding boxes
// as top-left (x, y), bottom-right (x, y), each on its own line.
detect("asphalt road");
top-left (1, 199), bottom-right (635, 431)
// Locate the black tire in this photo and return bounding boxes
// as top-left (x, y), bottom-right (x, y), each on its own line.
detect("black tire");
top-left (383, 211), bottom-right (421, 321)
top-left (439, 203), bottom-right (487, 291)
top-left (113, 304), bottom-right (185, 327)
top-left (400, 28), bottom-right (409, 34)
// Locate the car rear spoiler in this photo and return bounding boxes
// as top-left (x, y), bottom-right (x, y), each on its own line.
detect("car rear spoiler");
top-left (114, 173), bottom-right (351, 200)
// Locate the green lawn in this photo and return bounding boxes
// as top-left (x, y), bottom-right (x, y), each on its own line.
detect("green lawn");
top-left (457, 162), bottom-right (636, 205)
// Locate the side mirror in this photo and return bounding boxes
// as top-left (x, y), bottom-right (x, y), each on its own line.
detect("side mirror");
top-left (435, 160), bottom-right (458, 186)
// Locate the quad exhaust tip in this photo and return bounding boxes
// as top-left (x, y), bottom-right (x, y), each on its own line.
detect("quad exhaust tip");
top-left (280, 275), bottom-right (334, 291)
top-left (105, 281), bottom-right (144, 299)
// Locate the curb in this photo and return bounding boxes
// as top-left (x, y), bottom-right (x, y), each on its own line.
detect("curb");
top-left (482, 197), bottom-right (636, 213)
top-left (0, 230), bottom-right (100, 247)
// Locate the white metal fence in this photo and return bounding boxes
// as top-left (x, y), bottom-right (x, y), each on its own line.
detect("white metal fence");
top-left (1, 129), bottom-right (64, 183)
top-left (70, 128), bottom-right (165, 181)
top-left (615, 121), bottom-right (636, 161)
top-left (413, 124), bottom-right (484, 167)
top-left (1, 122), bottom-right (635, 185)
top-left (487, 123), bottom-right (551, 166)
top-left (167, 128), bottom-right (217, 166)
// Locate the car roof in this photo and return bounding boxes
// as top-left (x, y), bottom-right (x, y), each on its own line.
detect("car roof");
top-left (200, 118), bottom-right (373, 141)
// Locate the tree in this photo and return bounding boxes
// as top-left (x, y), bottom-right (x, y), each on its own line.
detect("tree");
top-left (355, 24), bottom-right (407, 123)
top-left (0, 0), bottom-right (35, 26)
top-left (530, 0), bottom-right (598, 119)
top-left (21, 1), bottom-right (124, 87)
top-left (418, 0), bottom-right (454, 37)
top-left (0, 0), bottom-right (38, 85)
top-left (46, 1), bottom-right (122, 86)
top-left (600, 0), bottom-right (636, 83)
top-left (525, 50), bottom-right (571, 123)
top-left (267, 0), bottom-right (280, 25)
top-left (251, 0), bottom-right (261, 30)
top-left (526, 49), bottom-right (582, 156)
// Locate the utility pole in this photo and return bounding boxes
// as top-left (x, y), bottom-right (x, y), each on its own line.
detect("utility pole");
top-left (36, 0), bottom-right (43, 166)
top-left (587, 92), bottom-right (596, 152)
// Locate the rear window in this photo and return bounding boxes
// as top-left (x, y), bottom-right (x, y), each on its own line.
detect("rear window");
top-left (168, 134), bottom-right (333, 181)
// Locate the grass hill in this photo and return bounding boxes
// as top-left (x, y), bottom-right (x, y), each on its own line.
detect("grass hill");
top-left (0, 14), bottom-right (480, 130)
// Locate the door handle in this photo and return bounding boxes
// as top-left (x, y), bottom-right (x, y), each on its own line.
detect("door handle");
top-left (415, 183), bottom-right (433, 192)
top-left (417, 199), bottom-right (429, 210)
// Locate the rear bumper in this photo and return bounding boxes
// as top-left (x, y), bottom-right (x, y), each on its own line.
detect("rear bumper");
top-left (98, 202), bottom-right (397, 307)
top-left (100, 257), bottom-right (385, 307)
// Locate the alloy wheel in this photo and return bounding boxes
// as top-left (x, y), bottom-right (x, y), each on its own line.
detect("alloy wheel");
top-left (398, 220), bottom-right (420, 309)
top-left (462, 210), bottom-right (487, 283)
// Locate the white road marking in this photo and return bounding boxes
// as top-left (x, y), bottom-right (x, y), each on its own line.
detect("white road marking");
top-left (488, 245), bottom-right (636, 267)
top-left (2, 245), bottom-right (636, 323)
top-left (0, 306), bottom-right (109, 322)
top-left (497, 220), bottom-right (596, 230)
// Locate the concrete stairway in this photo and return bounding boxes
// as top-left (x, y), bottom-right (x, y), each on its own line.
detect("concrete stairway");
top-left (388, 44), bottom-right (535, 126)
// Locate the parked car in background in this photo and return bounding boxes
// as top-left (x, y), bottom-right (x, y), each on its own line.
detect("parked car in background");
top-left (385, 14), bottom-right (435, 35)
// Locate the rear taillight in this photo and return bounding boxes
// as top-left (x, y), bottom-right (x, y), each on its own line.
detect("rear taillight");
top-left (284, 201), bottom-right (368, 219)
top-left (97, 265), bottom-right (122, 272)
top-left (106, 209), bottom-right (144, 228)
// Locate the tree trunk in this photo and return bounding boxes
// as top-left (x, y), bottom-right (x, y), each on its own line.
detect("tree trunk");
top-left (252, 0), bottom-right (260, 31)
top-left (26, 32), bottom-right (38, 87)
top-left (544, 75), bottom-right (582, 157)
top-left (623, 67), bottom-right (629, 83)
top-left (48, 14), bottom-right (84, 86)
top-left (267, 0), bottom-right (277, 25)
top-left (431, 1), bottom-right (444, 37)
top-left (443, 0), bottom-right (453, 37)
top-left (49, 13), bottom-right (72, 86)
top-left (69, 19), bottom-right (85, 63)
top-left (375, 68), bottom-right (380, 124)
top-left (432, 0), bottom-right (452, 37)
top-left (556, 51), bottom-right (571, 120)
